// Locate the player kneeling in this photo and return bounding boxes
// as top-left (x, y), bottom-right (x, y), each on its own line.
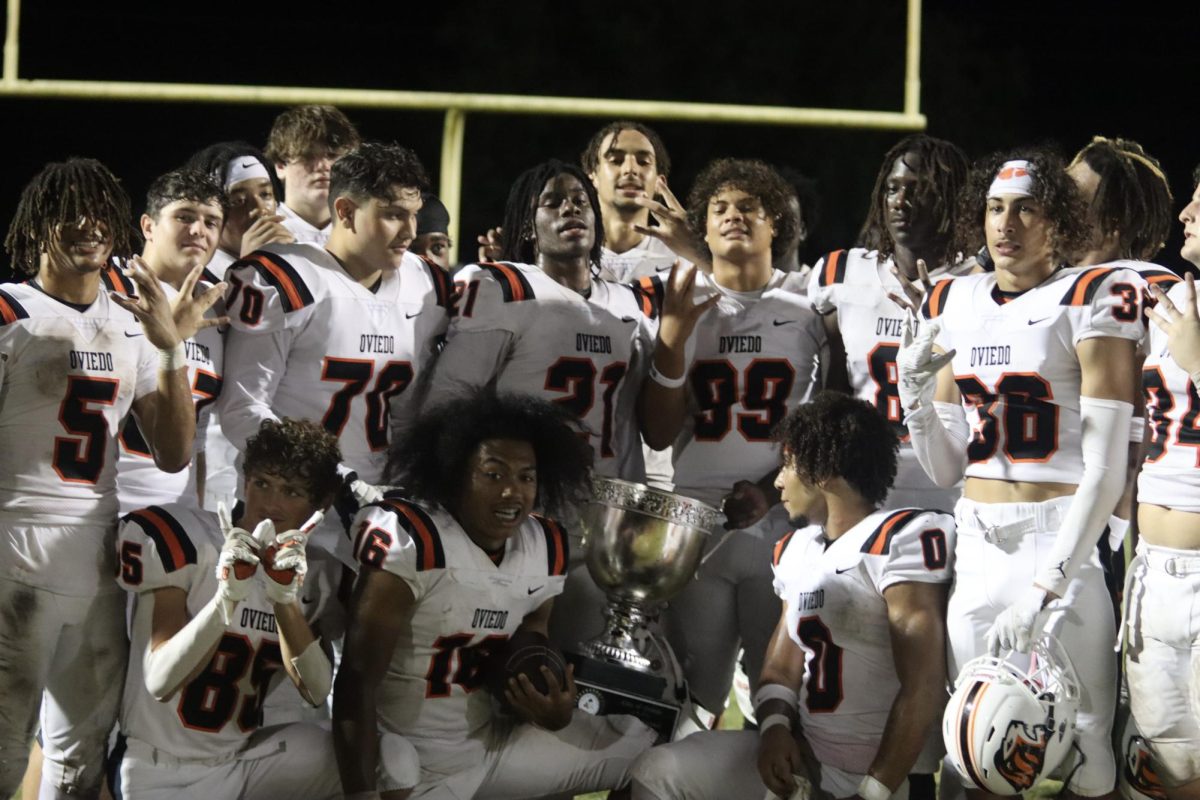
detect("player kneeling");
top-left (333, 391), bottom-right (656, 799)
top-left (115, 418), bottom-right (344, 800)
top-left (631, 392), bottom-right (954, 800)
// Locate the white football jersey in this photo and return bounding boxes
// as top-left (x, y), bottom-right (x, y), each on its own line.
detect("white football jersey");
top-left (432, 262), bottom-right (656, 481)
top-left (220, 244), bottom-right (451, 483)
top-left (116, 503), bottom-right (287, 760)
top-left (107, 271), bottom-right (225, 515)
top-left (279, 203), bottom-right (331, 246)
top-left (808, 248), bottom-right (974, 502)
top-left (772, 508), bottom-right (955, 774)
top-left (640, 269), bottom-right (824, 507)
top-left (1139, 277), bottom-right (1200, 511)
top-left (599, 236), bottom-right (682, 284)
top-left (924, 266), bottom-right (1146, 484)
top-left (350, 496), bottom-right (568, 748)
top-left (0, 282), bottom-right (158, 592)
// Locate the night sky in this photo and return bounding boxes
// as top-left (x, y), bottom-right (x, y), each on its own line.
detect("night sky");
top-left (1, 0), bottom-right (1194, 279)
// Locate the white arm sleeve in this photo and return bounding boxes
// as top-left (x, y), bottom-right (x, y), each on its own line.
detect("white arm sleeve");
top-left (142, 593), bottom-right (228, 701)
top-left (217, 328), bottom-right (290, 452)
top-left (1035, 396), bottom-right (1133, 596)
top-left (904, 401), bottom-right (969, 488)
top-left (291, 639), bottom-right (333, 706)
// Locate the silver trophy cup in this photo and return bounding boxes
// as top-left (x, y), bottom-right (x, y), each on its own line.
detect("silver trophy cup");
top-left (577, 476), bottom-right (719, 674)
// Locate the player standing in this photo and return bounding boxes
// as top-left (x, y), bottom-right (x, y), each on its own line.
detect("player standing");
top-left (808, 135), bottom-right (972, 512)
top-left (639, 158), bottom-right (825, 718)
top-left (898, 150), bottom-right (1142, 799)
top-left (0, 158), bottom-right (218, 798)
top-left (334, 392), bottom-right (656, 799)
top-left (630, 392), bottom-right (953, 799)
top-left (115, 418), bottom-right (343, 799)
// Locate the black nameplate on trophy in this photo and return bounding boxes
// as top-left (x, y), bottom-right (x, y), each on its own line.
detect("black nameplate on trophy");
top-left (566, 652), bottom-right (680, 741)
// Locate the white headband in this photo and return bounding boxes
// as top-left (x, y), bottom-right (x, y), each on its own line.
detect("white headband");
top-left (988, 159), bottom-right (1035, 198)
top-left (224, 157), bottom-right (270, 192)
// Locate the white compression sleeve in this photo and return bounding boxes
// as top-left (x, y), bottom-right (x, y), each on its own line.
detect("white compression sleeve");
top-left (1035, 396), bottom-right (1134, 597)
top-left (904, 401), bottom-right (970, 488)
top-left (291, 639), bottom-right (333, 706)
top-left (143, 594), bottom-right (229, 701)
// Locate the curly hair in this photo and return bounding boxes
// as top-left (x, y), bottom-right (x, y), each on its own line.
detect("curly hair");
top-left (4, 158), bottom-right (136, 276)
top-left (265, 104), bottom-right (361, 165)
top-left (580, 120), bottom-right (672, 178)
top-left (773, 392), bottom-right (898, 507)
top-left (1069, 136), bottom-right (1173, 261)
top-left (686, 158), bottom-right (798, 261)
top-left (858, 134), bottom-right (968, 265)
top-left (144, 169), bottom-right (229, 221)
top-left (183, 141), bottom-right (285, 203)
top-left (957, 146), bottom-right (1088, 265)
top-left (386, 391), bottom-right (594, 517)
top-left (499, 159), bottom-right (604, 269)
top-left (243, 417), bottom-right (343, 503)
top-left (328, 141), bottom-right (428, 209)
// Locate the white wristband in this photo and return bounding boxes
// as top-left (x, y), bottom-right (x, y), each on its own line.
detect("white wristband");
top-left (648, 363), bottom-right (687, 389)
top-left (753, 682), bottom-right (799, 712)
top-left (159, 342), bottom-right (186, 371)
top-left (758, 713), bottom-right (792, 735)
top-left (1129, 413), bottom-right (1145, 444)
top-left (858, 774), bottom-right (891, 800)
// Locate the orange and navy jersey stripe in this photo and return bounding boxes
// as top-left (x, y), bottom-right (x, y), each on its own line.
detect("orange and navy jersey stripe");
top-left (772, 530), bottom-right (797, 566)
top-left (533, 514), bottom-right (570, 577)
top-left (922, 278), bottom-right (954, 319)
top-left (100, 264), bottom-right (137, 297)
top-left (1140, 267), bottom-right (1181, 291)
top-left (1059, 266), bottom-right (1115, 306)
top-left (124, 505), bottom-right (198, 572)
top-left (200, 266), bottom-right (222, 285)
top-left (237, 251), bottom-right (316, 313)
top-left (817, 249), bottom-right (849, 287)
top-left (378, 498), bottom-right (446, 571)
top-left (859, 508), bottom-right (921, 556)
top-left (419, 256), bottom-right (454, 310)
top-left (634, 275), bottom-right (665, 319)
top-left (0, 288), bottom-right (29, 325)
top-left (479, 262), bottom-right (535, 303)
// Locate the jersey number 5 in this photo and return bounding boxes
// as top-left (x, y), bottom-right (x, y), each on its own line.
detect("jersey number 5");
top-left (54, 376), bottom-right (120, 484)
top-left (178, 634), bottom-right (282, 733)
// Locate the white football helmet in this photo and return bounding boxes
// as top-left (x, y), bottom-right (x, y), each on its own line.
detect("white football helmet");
top-left (1117, 710), bottom-right (1167, 800)
top-left (943, 635), bottom-right (1080, 795)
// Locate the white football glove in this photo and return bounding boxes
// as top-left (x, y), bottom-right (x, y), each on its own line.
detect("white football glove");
top-left (986, 585), bottom-right (1051, 655)
top-left (215, 502), bottom-right (270, 623)
top-left (350, 478), bottom-right (383, 507)
top-left (896, 311), bottom-right (956, 412)
top-left (255, 511), bottom-right (323, 606)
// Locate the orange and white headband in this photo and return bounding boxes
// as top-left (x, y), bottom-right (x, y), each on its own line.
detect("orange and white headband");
top-left (988, 159), bottom-right (1035, 198)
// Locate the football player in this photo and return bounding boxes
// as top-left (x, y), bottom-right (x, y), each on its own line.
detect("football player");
top-left (807, 134), bottom-right (972, 512)
top-left (630, 392), bottom-right (954, 800)
top-left (581, 120), bottom-right (698, 282)
top-left (265, 104), bottom-right (362, 245)
top-left (115, 418), bottom-right (343, 799)
top-left (411, 193), bottom-right (452, 271)
top-left (897, 149), bottom-right (1142, 799)
top-left (0, 158), bottom-right (218, 798)
top-left (334, 392), bottom-right (656, 799)
top-left (639, 157), bottom-right (825, 717)
top-left (114, 169), bottom-right (230, 515)
top-left (1130, 164), bottom-right (1200, 800)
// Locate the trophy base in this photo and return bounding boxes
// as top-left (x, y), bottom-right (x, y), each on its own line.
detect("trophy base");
top-left (566, 652), bottom-right (680, 741)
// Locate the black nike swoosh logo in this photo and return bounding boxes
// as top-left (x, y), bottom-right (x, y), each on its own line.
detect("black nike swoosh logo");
top-left (834, 566), bottom-right (856, 574)
top-left (124, 331), bottom-right (144, 338)
top-left (406, 311), bottom-right (422, 319)
top-left (528, 585), bottom-right (544, 595)
top-left (239, 161), bottom-right (257, 169)
top-left (773, 320), bottom-right (797, 327)
top-left (620, 316), bottom-right (637, 323)
top-left (1027, 317), bottom-right (1049, 325)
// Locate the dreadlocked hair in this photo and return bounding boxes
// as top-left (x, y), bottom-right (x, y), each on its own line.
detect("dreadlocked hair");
top-left (857, 134), bottom-right (969, 266)
top-left (580, 120), bottom-right (671, 177)
top-left (958, 146), bottom-right (1088, 264)
top-left (144, 169), bottom-right (229, 220)
top-left (5, 158), bottom-right (135, 276)
top-left (1069, 136), bottom-right (1173, 261)
top-left (686, 158), bottom-right (798, 261)
top-left (498, 159), bottom-right (604, 269)
top-left (243, 417), bottom-right (343, 504)
top-left (183, 141), bottom-right (285, 204)
top-left (387, 390), bottom-right (594, 518)
top-left (265, 104), bottom-right (361, 165)
top-left (773, 391), bottom-right (898, 507)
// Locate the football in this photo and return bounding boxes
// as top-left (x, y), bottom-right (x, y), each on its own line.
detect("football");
top-left (486, 629), bottom-right (568, 702)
